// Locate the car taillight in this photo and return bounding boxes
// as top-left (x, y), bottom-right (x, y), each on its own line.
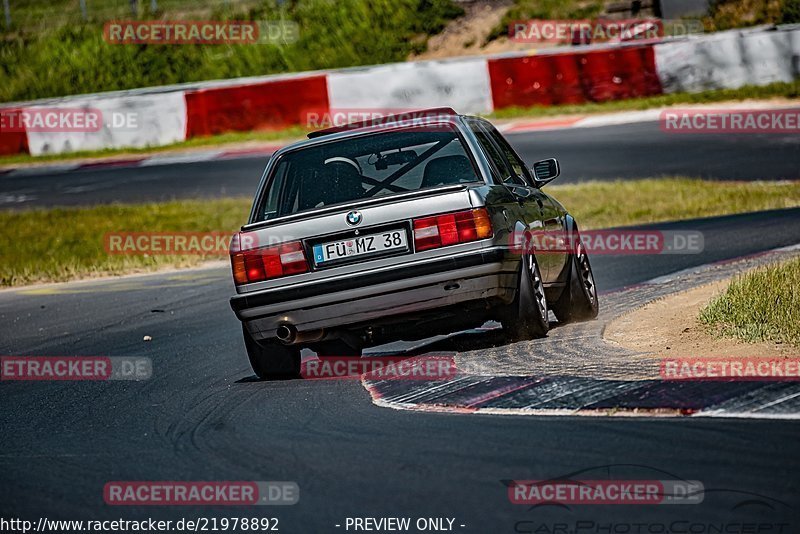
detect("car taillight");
top-left (413, 208), bottom-right (493, 252)
top-left (231, 237), bottom-right (308, 285)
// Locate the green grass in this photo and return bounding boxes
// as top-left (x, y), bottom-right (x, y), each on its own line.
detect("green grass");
top-left (2, 178), bottom-right (799, 287)
top-left (0, 198), bottom-right (251, 286)
top-left (548, 178), bottom-right (800, 229)
top-left (700, 257), bottom-right (800, 346)
top-left (703, 0), bottom-right (800, 31)
top-left (0, 0), bottom-right (463, 103)
top-left (3, 0), bottom-right (798, 105)
top-left (2, 0), bottom-right (265, 34)
top-left (488, 81), bottom-right (800, 120)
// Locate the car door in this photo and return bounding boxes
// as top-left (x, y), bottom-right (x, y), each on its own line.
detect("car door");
top-left (478, 121), bottom-right (567, 283)
top-left (466, 119), bottom-right (545, 264)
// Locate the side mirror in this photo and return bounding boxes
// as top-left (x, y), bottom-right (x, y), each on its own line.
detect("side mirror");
top-left (531, 158), bottom-right (560, 187)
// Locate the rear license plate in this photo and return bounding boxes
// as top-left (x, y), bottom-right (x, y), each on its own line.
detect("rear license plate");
top-left (313, 229), bottom-right (408, 265)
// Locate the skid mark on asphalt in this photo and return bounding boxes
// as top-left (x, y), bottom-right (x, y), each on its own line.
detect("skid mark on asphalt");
top-left (364, 247), bottom-right (800, 418)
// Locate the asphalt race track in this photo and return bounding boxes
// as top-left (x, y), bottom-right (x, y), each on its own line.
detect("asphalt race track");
top-left (2, 208), bottom-right (800, 531)
top-left (2, 120), bottom-right (800, 209)
top-left (2, 120), bottom-right (800, 531)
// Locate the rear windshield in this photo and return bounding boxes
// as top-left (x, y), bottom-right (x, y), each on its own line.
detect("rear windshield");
top-left (254, 124), bottom-right (481, 222)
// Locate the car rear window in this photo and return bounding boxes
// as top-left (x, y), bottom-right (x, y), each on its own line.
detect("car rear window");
top-left (254, 124), bottom-right (480, 221)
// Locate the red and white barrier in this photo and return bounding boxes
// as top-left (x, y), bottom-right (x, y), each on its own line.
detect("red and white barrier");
top-left (327, 58), bottom-right (493, 115)
top-left (654, 28), bottom-right (800, 93)
top-left (488, 44), bottom-right (662, 108)
top-left (1, 26), bottom-right (797, 157)
top-left (185, 74), bottom-right (329, 138)
top-left (25, 92), bottom-right (187, 157)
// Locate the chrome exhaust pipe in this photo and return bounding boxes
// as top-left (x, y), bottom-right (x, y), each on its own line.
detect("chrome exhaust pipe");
top-left (276, 324), bottom-right (325, 345)
top-left (276, 324), bottom-right (296, 343)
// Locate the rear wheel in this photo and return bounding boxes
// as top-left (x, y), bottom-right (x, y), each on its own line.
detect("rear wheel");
top-left (242, 325), bottom-right (301, 380)
top-left (501, 254), bottom-right (549, 341)
top-left (551, 237), bottom-right (599, 323)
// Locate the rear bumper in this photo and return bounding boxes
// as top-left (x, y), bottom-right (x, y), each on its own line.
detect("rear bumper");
top-left (230, 247), bottom-right (517, 339)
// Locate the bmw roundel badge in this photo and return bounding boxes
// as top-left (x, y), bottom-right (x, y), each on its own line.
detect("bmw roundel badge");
top-left (346, 210), bottom-right (362, 226)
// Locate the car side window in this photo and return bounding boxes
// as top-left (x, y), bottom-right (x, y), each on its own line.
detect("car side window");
top-left (261, 164), bottom-right (287, 219)
top-left (484, 122), bottom-right (534, 184)
top-left (469, 121), bottom-right (527, 186)
top-left (468, 120), bottom-right (514, 183)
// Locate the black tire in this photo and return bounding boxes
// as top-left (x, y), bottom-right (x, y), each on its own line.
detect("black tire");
top-left (242, 325), bottom-right (301, 380)
top-left (501, 254), bottom-right (550, 341)
top-left (551, 236), bottom-right (599, 323)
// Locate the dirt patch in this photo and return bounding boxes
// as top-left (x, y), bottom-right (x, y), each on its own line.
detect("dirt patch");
top-left (605, 279), bottom-right (797, 359)
top-left (411, 1), bottom-right (550, 60)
